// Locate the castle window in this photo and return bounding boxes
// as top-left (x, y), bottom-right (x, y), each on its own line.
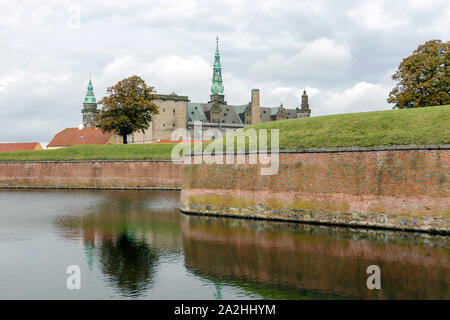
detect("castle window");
top-left (263, 110), bottom-right (266, 113)
top-left (163, 123), bottom-right (165, 127)
top-left (163, 108), bottom-right (165, 112)
top-left (173, 109), bottom-right (175, 114)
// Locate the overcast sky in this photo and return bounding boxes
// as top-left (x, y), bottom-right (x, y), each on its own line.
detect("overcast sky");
top-left (0, 0), bottom-right (448, 144)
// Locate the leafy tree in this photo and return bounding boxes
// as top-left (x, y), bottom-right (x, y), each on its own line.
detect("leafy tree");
top-left (388, 39), bottom-right (449, 109)
top-left (96, 75), bottom-right (159, 144)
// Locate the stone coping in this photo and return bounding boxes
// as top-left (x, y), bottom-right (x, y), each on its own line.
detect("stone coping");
top-left (180, 205), bottom-right (450, 236)
top-left (1, 145), bottom-right (448, 163)
top-left (155, 94), bottom-right (189, 102)
top-left (0, 185), bottom-right (182, 190)
top-left (185, 144), bottom-right (450, 157)
top-left (0, 159), bottom-right (183, 163)
top-left (187, 121), bottom-right (246, 128)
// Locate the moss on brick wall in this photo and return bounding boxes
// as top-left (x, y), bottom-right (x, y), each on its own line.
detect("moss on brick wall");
top-left (181, 148), bottom-right (450, 233)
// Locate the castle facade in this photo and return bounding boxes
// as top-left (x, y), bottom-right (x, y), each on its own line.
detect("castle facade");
top-left (82, 38), bottom-right (311, 143)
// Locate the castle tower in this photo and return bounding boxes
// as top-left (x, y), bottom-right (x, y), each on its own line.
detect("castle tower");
top-left (82, 75), bottom-right (98, 127)
top-left (251, 89), bottom-right (260, 125)
top-left (210, 36), bottom-right (225, 104)
top-left (297, 89), bottom-right (311, 118)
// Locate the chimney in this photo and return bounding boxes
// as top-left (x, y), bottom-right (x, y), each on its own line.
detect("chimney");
top-left (251, 89), bottom-right (260, 125)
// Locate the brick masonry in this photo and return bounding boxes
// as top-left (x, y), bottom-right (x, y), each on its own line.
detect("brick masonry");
top-left (0, 160), bottom-right (184, 190)
top-left (0, 147), bottom-right (448, 233)
top-left (181, 148), bottom-right (450, 234)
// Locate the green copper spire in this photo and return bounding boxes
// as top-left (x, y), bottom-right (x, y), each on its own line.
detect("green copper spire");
top-left (210, 36), bottom-right (224, 96)
top-left (83, 74), bottom-right (97, 104)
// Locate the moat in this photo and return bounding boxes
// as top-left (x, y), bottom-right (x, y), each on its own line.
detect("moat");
top-left (0, 189), bottom-right (448, 299)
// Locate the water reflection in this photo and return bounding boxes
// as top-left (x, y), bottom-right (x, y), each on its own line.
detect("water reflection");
top-left (1, 189), bottom-right (448, 299)
top-left (98, 231), bottom-right (157, 297)
top-left (180, 214), bottom-right (450, 299)
top-left (53, 190), bottom-right (182, 298)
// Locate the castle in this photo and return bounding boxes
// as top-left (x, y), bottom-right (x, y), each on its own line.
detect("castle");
top-left (81, 37), bottom-right (311, 143)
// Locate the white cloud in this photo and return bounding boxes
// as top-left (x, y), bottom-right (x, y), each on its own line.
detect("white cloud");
top-left (348, 1), bottom-right (408, 30)
top-left (249, 38), bottom-right (351, 81)
top-left (101, 54), bottom-right (211, 102)
top-left (0, 70), bottom-right (25, 92)
top-left (418, 6), bottom-right (450, 38)
top-left (313, 81), bottom-right (392, 116)
top-left (0, 0), bottom-right (444, 143)
top-left (0, 1), bottom-right (73, 33)
top-left (407, 0), bottom-right (449, 10)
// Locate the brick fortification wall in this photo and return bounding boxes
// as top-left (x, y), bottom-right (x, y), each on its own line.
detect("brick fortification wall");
top-left (0, 160), bottom-right (183, 190)
top-left (181, 147), bottom-right (450, 234)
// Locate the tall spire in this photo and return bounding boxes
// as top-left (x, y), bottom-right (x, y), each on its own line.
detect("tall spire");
top-left (82, 75), bottom-right (99, 127)
top-left (84, 74), bottom-right (96, 104)
top-left (215, 36), bottom-right (219, 55)
top-left (210, 36), bottom-right (224, 96)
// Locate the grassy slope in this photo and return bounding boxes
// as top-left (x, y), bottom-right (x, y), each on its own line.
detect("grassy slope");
top-left (0, 105), bottom-right (448, 161)
top-left (0, 143), bottom-right (178, 161)
top-left (250, 104), bottom-right (450, 150)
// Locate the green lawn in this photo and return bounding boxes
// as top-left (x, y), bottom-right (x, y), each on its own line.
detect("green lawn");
top-left (1, 105), bottom-right (449, 161)
top-left (0, 143), bottom-right (178, 161)
top-left (225, 104), bottom-right (450, 150)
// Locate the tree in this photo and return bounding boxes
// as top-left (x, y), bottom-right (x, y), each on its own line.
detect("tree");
top-left (96, 75), bottom-right (159, 144)
top-left (387, 39), bottom-right (449, 109)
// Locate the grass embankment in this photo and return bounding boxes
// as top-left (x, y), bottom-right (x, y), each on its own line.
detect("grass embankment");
top-left (236, 104), bottom-right (450, 150)
top-left (0, 143), bottom-right (177, 161)
top-left (0, 105), bottom-right (449, 161)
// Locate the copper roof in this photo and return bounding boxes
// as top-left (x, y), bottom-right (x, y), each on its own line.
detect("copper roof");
top-left (47, 128), bottom-right (114, 147)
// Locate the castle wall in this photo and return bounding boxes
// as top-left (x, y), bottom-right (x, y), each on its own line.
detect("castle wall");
top-left (187, 122), bottom-right (246, 140)
top-left (181, 147), bottom-right (450, 234)
top-left (130, 123), bottom-right (153, 144)
top-left (130, 97), bottom-right (188, 143)
top-left (152, 99), bottom-right (187, 141)
top-left (0, 160), bottom-right (183, 189)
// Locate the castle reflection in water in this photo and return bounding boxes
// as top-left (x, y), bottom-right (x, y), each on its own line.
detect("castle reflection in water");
top-left (52, 190), bottom-right (449, 300)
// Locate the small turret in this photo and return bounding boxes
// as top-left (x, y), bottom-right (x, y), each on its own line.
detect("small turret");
top-left (297, 89), bottom-right (311, 118)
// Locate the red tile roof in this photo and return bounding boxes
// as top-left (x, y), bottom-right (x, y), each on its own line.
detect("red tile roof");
top-left (0, 142), bottom-right (42, 152)
top-left (47, 128), bottom-right (114, 147)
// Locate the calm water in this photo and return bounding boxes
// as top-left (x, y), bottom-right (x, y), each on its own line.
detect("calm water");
top-left (0, 189), bottom-right (448, 300)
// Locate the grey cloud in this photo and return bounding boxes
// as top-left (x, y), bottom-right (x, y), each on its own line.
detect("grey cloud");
top-left (0, 0), bottom-right (448, 143)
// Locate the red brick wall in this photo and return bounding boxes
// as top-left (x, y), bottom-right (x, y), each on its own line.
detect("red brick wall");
top-left (181, 149), bottom-right (450, 233)
top-left (0, 160), bottom-right (183, 189)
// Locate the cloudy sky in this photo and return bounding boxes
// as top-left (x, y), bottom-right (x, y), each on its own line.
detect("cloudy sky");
top-left (0, 0), bottom-right (448, 145)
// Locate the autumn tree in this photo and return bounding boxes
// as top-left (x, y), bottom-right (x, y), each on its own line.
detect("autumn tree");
top-left (388, 39), bottom-right (449, 109)
top-left (96, 75), bottom-right (159, 144)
